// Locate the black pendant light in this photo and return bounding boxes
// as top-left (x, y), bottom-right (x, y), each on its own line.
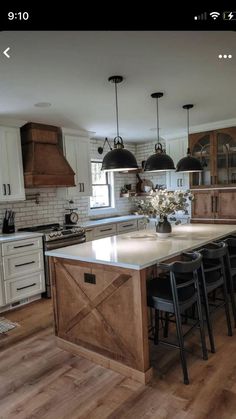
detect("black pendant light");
top-left (176, 104), bottom-right (203, 172)
top-left (101, 76), bottom-right (138, 172)
top-left (144, 93), bottom-right (175, 172)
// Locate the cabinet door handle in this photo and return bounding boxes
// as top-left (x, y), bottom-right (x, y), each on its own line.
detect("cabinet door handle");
top-left (15, 261), bottom-right (35, 268)
top-left (17, 283), bottom-right (36, 291)
top-left (3, 184), bottom-right (6, 195)
top-left (82, 183), bottom-right (85, 192)
top-left (7, 184), bottom-right (11, 195)
top-left (180, 179), bottom-right (183, 187)
top-left (211, 196), bottom-right (214, 213)
top-left (177, 179), bottom-right (179, 187)
top-left (210, 176), bottom-right (213, 185)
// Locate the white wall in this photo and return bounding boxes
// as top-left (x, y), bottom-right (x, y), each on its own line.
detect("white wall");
top-left (0, 138), bottom-right (168, 229)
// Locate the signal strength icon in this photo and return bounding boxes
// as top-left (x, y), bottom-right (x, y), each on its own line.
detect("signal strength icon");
top-left (210, 11), bottom-right (220, 20)
top-left (194, 12), bottom-right (207, 20)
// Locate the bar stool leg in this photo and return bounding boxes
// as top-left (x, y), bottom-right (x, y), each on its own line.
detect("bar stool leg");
top-left (154, 309), bottom-right (160, 345)
top-left (163, 312), bottom-right (169, 338)
top-left (200, 266), bottom-right (216, 353)
top-left (225, 253), bottom-right (236, 328)
top-left (222, 278), bottom-right (233, 337)
top-left (195, 272), bottom-right (208, 360)
top-left (170, 274), bottom-right (189, 385)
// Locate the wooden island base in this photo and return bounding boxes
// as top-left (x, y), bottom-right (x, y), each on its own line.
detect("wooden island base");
top-left (50, 257), bottom-right (156, 383)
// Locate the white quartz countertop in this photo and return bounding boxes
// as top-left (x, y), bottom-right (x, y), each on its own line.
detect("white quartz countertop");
top-left (0, 232), bottom-right (43, 243)
top-left (79, 215), bottom-right (145, 229)
top-left (45, 224), bottom-right (236, 270)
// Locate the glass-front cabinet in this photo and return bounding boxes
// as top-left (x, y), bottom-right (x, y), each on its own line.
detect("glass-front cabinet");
top-left (189, 127), bottom-right (236, 188)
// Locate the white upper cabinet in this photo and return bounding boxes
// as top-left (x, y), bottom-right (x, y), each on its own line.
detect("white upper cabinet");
top-left (0, 126), bottom-right (25, 202)
top-left (165, 137), bottom-right (189, 190)
top-left (58, 130), bottom-right (92, 198)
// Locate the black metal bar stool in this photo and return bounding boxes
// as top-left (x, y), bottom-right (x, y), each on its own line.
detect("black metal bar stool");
top-left (223, 237), bottom-right (236, 327)
top-left (147, 252), bottom-right (208, 385)
top-left (198, 241), bottom-right (233, 353)
top-left (223, 237), bottom-right (236, 288)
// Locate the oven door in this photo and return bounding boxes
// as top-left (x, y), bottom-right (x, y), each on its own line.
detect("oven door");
top-left (44, 235), bottom-right (86, 297)
top-left (45, 236), bottom-right (86, 251)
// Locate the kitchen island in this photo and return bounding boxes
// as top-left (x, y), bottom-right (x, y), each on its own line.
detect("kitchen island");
top-left (46, 224), bottom-right (236, 383)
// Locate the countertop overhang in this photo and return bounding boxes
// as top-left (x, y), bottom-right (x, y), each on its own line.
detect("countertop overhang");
top-left (45, 224), bottom-right (236, 270)
top-left (0, 231), bottom-right (43, 243)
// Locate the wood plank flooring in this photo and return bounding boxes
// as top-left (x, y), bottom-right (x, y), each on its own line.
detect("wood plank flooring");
top-left (0, 300), bottom-right (236, 418)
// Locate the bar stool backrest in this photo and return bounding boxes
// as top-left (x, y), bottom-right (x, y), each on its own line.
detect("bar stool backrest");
top-left (199, 241), bottom-right (228, 260)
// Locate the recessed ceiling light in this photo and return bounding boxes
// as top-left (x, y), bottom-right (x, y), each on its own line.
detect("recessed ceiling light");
top-left (34, 102), bottom-right (52, 108)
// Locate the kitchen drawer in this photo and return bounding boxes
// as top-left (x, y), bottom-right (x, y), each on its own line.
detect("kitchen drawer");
top-left (3, 250), bottom-right (44, 280)
top-left (2, 237), bottom-right (42, 256)
top-left (117, 220), bottom-right (138, 233)
top-left (5, 271), bottom-right (45, 303)
top-left (93, 224), bottom-right (117, 238)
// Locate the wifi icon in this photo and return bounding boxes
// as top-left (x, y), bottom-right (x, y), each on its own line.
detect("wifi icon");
top-left (210, 11), bottom-right (220, 20)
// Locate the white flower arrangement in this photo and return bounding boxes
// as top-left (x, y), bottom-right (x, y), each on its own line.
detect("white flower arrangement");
top-left (132, 190), bottom-right (193, 224)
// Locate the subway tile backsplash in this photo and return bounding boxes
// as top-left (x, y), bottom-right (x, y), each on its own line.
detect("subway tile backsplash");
top-left (0, 138), bottom-right (166, 229)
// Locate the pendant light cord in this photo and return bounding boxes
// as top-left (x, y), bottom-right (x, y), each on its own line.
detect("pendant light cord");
top-left (156, 97), bottom-right (160, 142)
top-left (114, 81), bottom-right (120, 138)
top-left (187, 107), bottom-right (189, 137)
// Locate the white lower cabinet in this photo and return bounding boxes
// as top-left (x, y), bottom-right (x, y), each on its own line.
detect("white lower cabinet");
top-left (117, 220), bottom-right (137, 234)
top-left (5, 272), bottom-right (45, 303)
top-left (93, 224), bottom-right (117, 239)
top-left (0, 236), bottom-right (45, 309)
top-left (85, 218), bottom-right (145, 241)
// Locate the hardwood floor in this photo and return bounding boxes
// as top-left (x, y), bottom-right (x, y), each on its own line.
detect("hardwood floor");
top-left (0, 300), bottom-right (236, 418)
top-left (0, 299), bottom-right (53, 351)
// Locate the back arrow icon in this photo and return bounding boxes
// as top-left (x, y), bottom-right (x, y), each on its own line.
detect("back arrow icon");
top-left (3, 47), bottom-right (10, 58)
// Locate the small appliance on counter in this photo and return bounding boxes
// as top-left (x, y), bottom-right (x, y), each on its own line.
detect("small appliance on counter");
top-left (2, 210), bottom-right (15, 234)
top-left (64, 200), bottom-right (79, 225)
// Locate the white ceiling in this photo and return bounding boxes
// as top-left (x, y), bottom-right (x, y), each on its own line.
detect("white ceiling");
top-left (0, 31), bottom-right (235, 142)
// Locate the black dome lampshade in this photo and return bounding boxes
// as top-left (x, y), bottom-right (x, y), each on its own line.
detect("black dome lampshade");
top-left (176, 105), bottom-right (203, 173)
top-left (101, 76), bottom-right (138, 172)
top-left (144, 92), bottom-right (175, 172)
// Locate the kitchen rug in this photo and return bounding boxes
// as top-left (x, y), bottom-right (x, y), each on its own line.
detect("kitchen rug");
top-left (0, 317), bottom-right (18, 334)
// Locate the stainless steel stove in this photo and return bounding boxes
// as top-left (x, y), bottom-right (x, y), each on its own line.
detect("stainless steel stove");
top-left (18, 223), bottom-right (86, 297)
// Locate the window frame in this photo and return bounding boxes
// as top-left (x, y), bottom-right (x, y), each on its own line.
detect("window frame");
top-left (90, 160), bottom-right (112, 209)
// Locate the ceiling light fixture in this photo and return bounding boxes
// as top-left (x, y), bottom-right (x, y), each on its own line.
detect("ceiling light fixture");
top-left (101, 75), bottom-right (138, 172)
top-left (176, 104), bottom-right (203, 172)
top-left (144, 93), bottom-right (175, 172)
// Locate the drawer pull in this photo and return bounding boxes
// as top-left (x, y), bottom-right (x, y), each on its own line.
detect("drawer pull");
top-left (15, 261), bottom-right (35, 267)
top-left (100, 228), bottom-right (113, 232)
top-left (16, 283), bottom-right (36, 291)
top-left (13, 243), bottom-right (35, 249)
top-left (122, 224), bottom-right (134, 228)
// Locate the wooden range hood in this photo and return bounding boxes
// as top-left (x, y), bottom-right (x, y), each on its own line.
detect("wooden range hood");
top-left (20, 123), bottom-right (75, 188)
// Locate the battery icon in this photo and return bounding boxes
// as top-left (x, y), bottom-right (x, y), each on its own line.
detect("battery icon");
top-left (223, 11), bottom-right (236, 20)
